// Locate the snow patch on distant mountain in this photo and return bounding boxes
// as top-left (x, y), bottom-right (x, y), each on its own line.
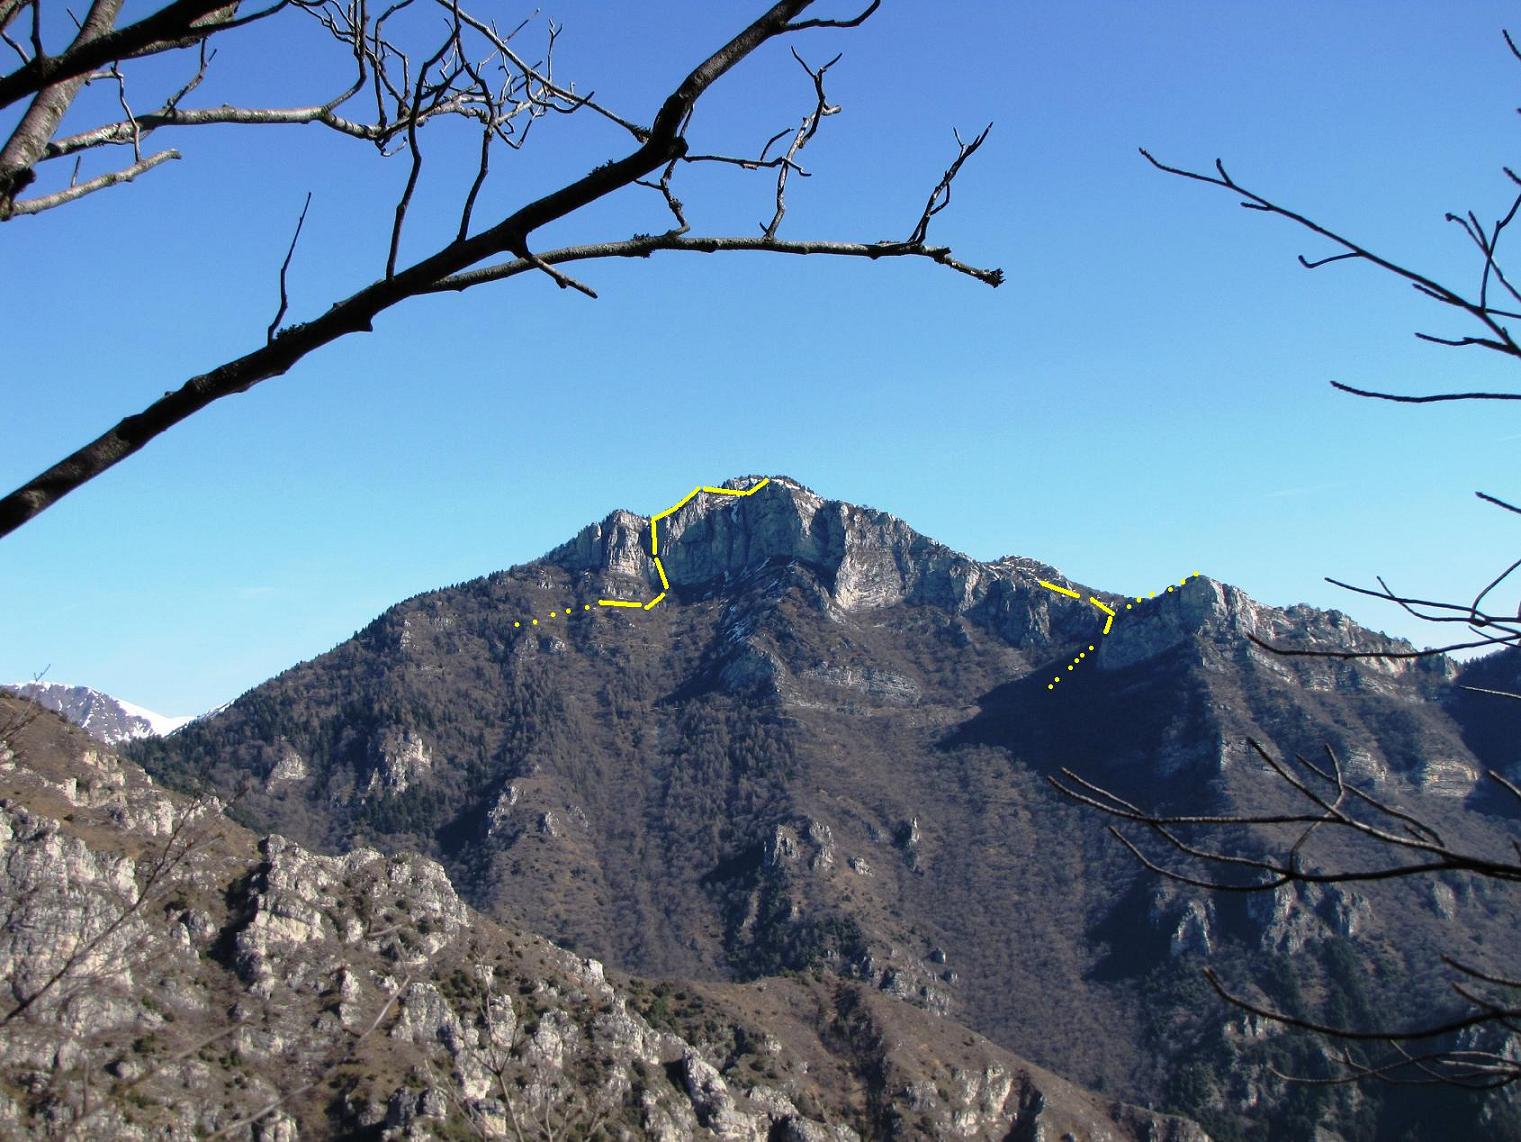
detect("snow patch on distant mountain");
top-left (4, 681), bottom-right (194, 745)
top-left (197, 700), bottom-right (232, 722)
top-left (112, 696), bottom-right (195, 737)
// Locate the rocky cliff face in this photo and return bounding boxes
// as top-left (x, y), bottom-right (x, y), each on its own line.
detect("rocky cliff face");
top-left (0, 694), bottom-right (1208, 1140)
top-left (549, 477), bottom-right (1005, 617)
top-left (134, 476), bottom-right (1521, 1140)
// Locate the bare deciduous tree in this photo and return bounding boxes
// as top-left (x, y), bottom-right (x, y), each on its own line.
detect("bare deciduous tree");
top-left (0, 682), bottom-right (44, 757)
top-left (1138, 136), bottom-right (1521, 666)
top-left (432, 961), bottom-right (616, 1141)
top-left (203, 970), bottom-right (414, 1141)
top-left (0, 779), bottom-right (248, 1132)
top-left (1, 791), bottom-right (224, 1028)
top-left (1053, 743), bottom-right (1521, 1088)
top-left (0, 0), bottom-right (1001, 539)
top-left (1054, 29), bottom-right (1521, 1093)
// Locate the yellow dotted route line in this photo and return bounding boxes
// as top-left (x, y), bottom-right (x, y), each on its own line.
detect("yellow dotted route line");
top-left (510, 602), bottom-right (596, 630)
top-left (1039, 571), bottom-right (1203, 691)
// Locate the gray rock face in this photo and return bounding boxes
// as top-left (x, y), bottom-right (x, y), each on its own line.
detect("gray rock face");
top-left (1098, 576), bottom-right (1429, 679)
top-left (1247, 883), bottom-right (1372, 955)
top-left (1414, 754), bottom-right (1480, 798)
top-left (266, 738), bottom-right (308, 785)
top-left (1149, 886), bottom-right (1215, 959)
top-left (546, 476), bottom-right (1011, 621)
top-left (548, 507), bottom-right (650, 579)
top-left (364, 728), bottom-right (433, 799)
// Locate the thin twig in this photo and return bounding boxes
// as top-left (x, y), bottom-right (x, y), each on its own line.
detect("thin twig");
top-left (8, 147), bottom-right (178, 214)
top-left (267, 191), bottom-right (313, 343)
top-left (908, 124), bottom-right (992, 246)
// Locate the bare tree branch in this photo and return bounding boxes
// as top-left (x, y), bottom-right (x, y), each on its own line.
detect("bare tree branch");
top-left (784, 0), bottom-right (880, 33)
top-left (7, 146), bottom-right (179, 214)
top-left (0, 0), bottom-right (126, 215)
top-left (760, 48), bottom-right (837, 239)
top-left (0, 0), bottom-right (31, 40)
top-left (1330, 380), bottom-right (1521, 403)
top-left (41, 100), bottom-right (391, 155)
top-left (1460, 684), bottom-right (1521, 701)
top-left (1477, 490), bottom-right (1521, 516)
top-left (1065, 33), bottom-right (1521, 1098)
top-left (426, 232), bottom-right (1004, 295)
top-left (0, 0), bottom-right (1001, 539)
top-left (0, 0), bottom-right (248, 111)
top-left (385, 30), bottom-right (456, 278)
top-left (1139, 147), bottom-right (1521, 398)
top-left (11, 0), bottom-right (605, 209)
top-left (1203, 968), bottom-right (1520, 1048)
top-left (1053, 737), bottom-right (1521, 1087)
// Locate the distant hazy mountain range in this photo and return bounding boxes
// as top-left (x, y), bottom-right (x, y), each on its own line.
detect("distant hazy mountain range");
top-left (5, 680), bottom-right (193, 745)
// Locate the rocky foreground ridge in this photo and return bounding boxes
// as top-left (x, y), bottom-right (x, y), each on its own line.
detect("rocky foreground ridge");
top-left (0, 694), bottom-right (1208, 1139)
top-left (133, 475), bottom-right (1521, 1139)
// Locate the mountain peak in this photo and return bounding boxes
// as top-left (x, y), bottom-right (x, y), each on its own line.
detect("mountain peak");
top-left (130, 478), bottom-right (1511, 1141)
top-left (545, 474), bottom-right (985, 612)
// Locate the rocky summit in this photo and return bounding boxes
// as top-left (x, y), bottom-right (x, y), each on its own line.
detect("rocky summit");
top-left (126, 475), bottom-right (1520, 1140)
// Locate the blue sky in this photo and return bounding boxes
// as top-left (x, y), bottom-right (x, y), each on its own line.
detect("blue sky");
top-left (5, 1), bottom-right (1521, 714)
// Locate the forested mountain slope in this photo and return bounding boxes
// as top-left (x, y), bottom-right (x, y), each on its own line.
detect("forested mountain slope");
top-left (136, 476), bottom-right (1521, 1140)
top-left (1, 693), bottom-right (1209, 1139)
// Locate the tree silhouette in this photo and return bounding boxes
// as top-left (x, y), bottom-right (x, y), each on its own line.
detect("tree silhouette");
top-left (1056, 31), bottom-right (1521, 1093)
top-left (0, 0), bottom-right (1000, 538)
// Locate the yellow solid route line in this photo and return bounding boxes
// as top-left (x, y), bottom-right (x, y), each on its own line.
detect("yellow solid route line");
top-left (599, 477), bottom-right (771, 611)
top-left (1038, 571), bottom-right (1202, 690)
top-left (508, 478), bottom-right (773, 634)
top-left (1037, 579), bottom-right (1080, 599)
top-left (1088, 596), bottom-right (1116, 635)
